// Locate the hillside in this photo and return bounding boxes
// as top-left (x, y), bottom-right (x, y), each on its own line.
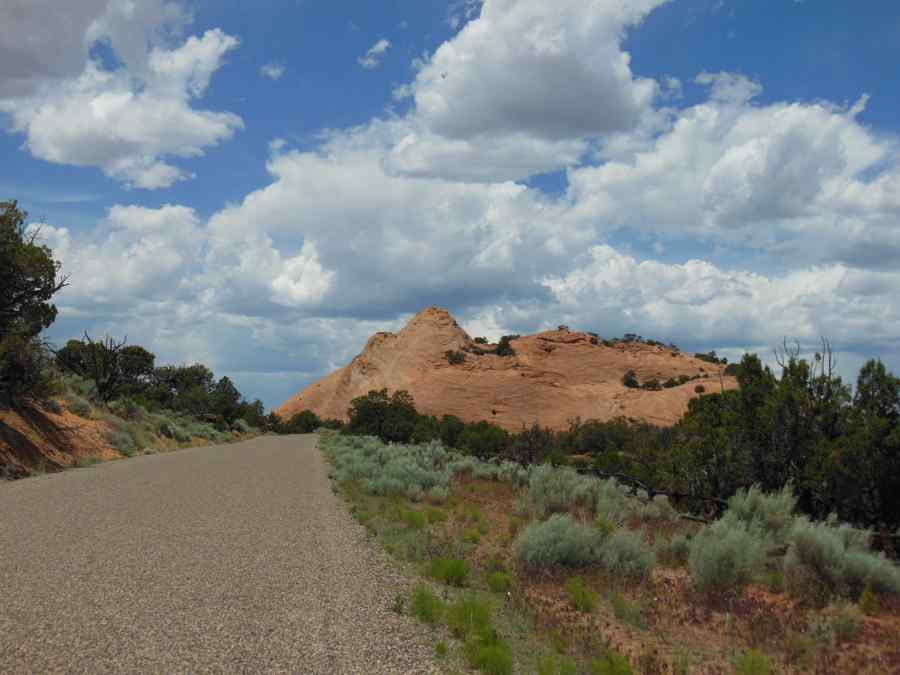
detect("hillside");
top-left (277, 307), bottom-right (736, 430)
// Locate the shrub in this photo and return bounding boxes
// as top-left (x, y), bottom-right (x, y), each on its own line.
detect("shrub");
top-left (725, 484), bottom-right (797, 545)
top-left (426, 486), bottom-right (449, 503)
top-left (446, 350), bottom-right (466, 365)
top-left (656, 533), bottom-right (691, 566)
top-left (232, 418), bottom-right (252, 434)
top-left (528, 465), bottom-right (597, 518)
top-left (411, 584), bottom-right (444, 625)
top-left (694, 384), bottom-right (706, 393)
top-left (514, 514), bottom-right (604, 568)
top-left (601, 529), bottom-right (655, 580)
top-left (622, 371), bottom-right (639, 388)
top-left (641, 378), bottom-right (661, 391)
top-left (430, 558), bottom-right (470, 586)
top-left (564, 576), bottom-right (596, 612)
top-left (859, 583), bottom-right (880, 615)
top-left (475, 337), bottom-right (488, 344)
top-left (689, 519), bottom-right (766, 593)
top-left (733, 649), bottom-right (774, 675)
top-left (488, 571), bottom-right (514, 593)
top-left (495, 335), bottom-right (518, 358)
top-left (68, 395), bottom-right (92, 418)
top-left (106, 428), bottom-right (137, 456)
top-left (784, 517), bottom-right (900, 602)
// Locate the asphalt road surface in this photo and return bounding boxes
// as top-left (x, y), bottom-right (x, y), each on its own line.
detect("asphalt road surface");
top-left (0, 435), bottom-right (438, 673)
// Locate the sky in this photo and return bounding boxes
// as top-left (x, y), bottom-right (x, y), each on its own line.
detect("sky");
top-left (2, 0), bottom-right (900, 410)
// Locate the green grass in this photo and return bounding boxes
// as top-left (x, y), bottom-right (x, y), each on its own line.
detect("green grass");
top-left (430, 557), bottom-right (470, 587)
top-left (403, 509), bottom-right (427, 530)
top-left (564, 576), bottom-right (597, 613)
top-left (411, 584), bottom-right (445, 625)
top-left (488, 571), bottom-right (514, 594)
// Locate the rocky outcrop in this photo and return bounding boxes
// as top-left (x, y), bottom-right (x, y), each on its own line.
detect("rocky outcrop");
top-left (277, 306), bottom-right (736, 430)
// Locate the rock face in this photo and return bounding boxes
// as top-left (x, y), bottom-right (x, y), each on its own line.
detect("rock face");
top-left (277, 306), bottom-right (737, 430)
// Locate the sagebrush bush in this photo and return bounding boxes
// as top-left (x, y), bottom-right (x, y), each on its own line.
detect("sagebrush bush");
top-left (67, 395), bottom-right (92, 418)
top-left (232, 418), bottom-right (252, 434)
top-left (601, 529), bottom-right (656, 580)
top-left (514, 514), bottom-right (603, 567)
top-left (656, 532), bottom-right (691, 566)
top-left (725, 484), bottom-right (798, 545)
top-left (528, 465), bottom-right (600, 518)
top-left (784, 517), bottom-right (900, 602)
top-left (105, 429), bottom-right (137, 456)
top-left (689, 519), bottom-right (766, 593)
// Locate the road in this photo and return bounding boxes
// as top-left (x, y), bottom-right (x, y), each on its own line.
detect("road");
top-left (0, 434), bottom-right (437, 673)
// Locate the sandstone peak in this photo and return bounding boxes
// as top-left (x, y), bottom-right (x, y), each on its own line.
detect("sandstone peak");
top-left (277, 308), bottom-right (736, 430)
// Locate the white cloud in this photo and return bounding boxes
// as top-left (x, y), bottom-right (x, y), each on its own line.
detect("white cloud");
top-left (260, 62), bottom-right (285, 80)
top-left (384, 0), bottom-right (666, 182)
top-left (357, 39), bottom-right (391, 70)
top-left (567, 74), bottom-right (899, 268)
top-left (0, 3), bottom-right (241, 189)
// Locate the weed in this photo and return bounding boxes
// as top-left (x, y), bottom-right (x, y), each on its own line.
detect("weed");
top-left (859, 582), bottom-right (880, 616)
top-left (463, 528), bottom-right (482, 545)
top-left (785, 630), bottom-right (817, 669)
top-left (831, 602), bottom-right (864, 642)
top-left (435, 641), bottom-right (448, 658)
top-left (391, 593), bottom-right (405, 614)
top-left (564, 576), bottom-right (597, 613)
top-left (430, 557), bottom-right (470, 587)
top-left (656, 533), bottom-right (691, 567)
top-left (426, 507), bottom-right (447, 524)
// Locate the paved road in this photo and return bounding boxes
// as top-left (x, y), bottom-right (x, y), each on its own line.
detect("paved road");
top-left (0, 435), bottom-right (437, 673)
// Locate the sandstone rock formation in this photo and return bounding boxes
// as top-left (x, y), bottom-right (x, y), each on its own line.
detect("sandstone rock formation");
top-left (277, 307), bottom-right (737, 430)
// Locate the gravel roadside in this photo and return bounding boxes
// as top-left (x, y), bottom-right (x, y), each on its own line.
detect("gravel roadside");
top-left (0, 434), bottom-right (441, 674)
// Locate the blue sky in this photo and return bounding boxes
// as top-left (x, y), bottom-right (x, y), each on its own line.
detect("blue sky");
top-left (2, 0), bottom-right (900, 410)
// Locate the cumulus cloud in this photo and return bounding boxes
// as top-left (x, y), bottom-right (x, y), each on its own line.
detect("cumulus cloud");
top-left (0, 2), bottom-right (241, 188)
top-left (260, 62), bottom-right (285, 80)
top-left (357, 39), bottom-right (391, 70)
top-left (383, 0), bottom-right (666, 182)
top-left (568, 74), bottom-right (899, 269)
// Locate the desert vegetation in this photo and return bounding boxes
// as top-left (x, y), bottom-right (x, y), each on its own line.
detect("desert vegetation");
top-left (0, 200), bottom-right (273, 476)
top-left (322, 430), bottom-right (900, 673)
